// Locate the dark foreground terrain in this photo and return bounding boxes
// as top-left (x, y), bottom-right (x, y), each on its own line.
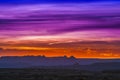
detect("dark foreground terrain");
top-left (0, 68), bottom-right (120, 80)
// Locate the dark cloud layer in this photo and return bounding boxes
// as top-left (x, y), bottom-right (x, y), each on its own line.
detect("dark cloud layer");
top-left (0, 14), bottom-right (120, 33)
top-left (0, 0), bottom-right (119, 4)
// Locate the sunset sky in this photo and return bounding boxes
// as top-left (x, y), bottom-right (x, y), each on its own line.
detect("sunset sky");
top-left (0, 0), bottom-right (120, 58)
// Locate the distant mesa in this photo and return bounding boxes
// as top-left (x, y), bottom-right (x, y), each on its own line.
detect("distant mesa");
top-left (69, 56), bottom-right (76, 59)
top-left (0, 55), bottom-right (76, 59)
top-left (0, 55), bottom-right (120, 71)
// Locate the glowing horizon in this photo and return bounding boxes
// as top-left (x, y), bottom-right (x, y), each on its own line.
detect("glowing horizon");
top-left (0, 0), bottom-right (120, 58)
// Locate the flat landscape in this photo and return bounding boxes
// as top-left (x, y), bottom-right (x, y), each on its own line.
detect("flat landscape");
top-left (0, 68), bottom-right (120, 80)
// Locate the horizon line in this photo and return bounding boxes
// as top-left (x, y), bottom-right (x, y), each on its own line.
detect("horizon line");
top-left (1, 55), bottom-right (120, 59)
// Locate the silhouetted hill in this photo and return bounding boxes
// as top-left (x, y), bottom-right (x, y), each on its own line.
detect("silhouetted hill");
top-left (0, 56), bottom-right (120, 71)
top-left (79, 62), bottom-right (120, 71)
top-left (0, 56), bottom-right (77, 68)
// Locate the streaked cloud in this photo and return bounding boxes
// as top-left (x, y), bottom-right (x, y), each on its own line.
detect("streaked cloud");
top-left (0, 1), bottom-right (120, 58)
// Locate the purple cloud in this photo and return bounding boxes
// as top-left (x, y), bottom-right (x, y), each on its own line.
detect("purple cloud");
top-left (0, 2), bottom-right (120, 41)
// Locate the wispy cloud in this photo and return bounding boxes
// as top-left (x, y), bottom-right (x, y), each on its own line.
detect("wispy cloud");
top-left (0, 2), bottom-right (120, 49)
